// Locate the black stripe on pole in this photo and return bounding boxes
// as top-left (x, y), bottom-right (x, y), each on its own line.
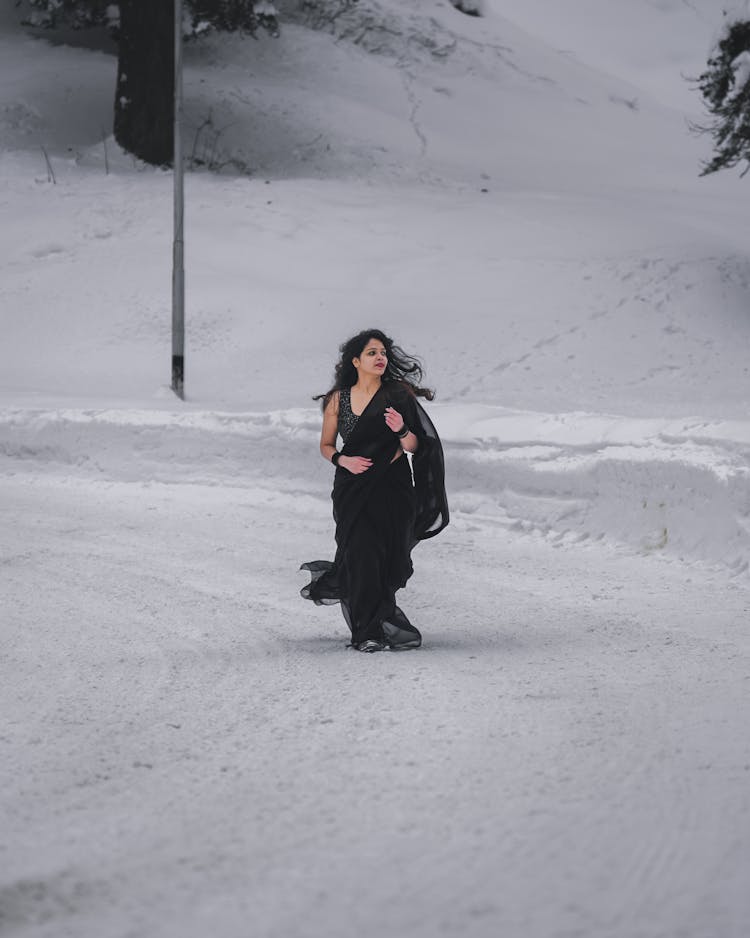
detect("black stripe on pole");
top-left (172, 354), bottom-right (184, 397)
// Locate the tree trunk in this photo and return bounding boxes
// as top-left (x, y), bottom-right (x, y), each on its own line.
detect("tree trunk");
top-left (114, 0), bottom-right (174, 165)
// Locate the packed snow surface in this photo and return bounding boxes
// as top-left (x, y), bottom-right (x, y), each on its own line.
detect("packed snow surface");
top-left (1, 1), bottom-right (749, 936)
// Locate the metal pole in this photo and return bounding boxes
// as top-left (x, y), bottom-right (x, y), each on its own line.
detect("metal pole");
top-left (172, 0), bottom-right (185, 399)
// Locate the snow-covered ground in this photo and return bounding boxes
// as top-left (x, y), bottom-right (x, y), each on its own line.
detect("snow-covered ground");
top-left (3, 471), bottom-right (749, 938)
top-left (1, 1), bottom-right (749, 936)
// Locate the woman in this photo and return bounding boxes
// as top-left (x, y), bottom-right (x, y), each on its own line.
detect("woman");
top-left (300, 329), bottom-right (449, 653)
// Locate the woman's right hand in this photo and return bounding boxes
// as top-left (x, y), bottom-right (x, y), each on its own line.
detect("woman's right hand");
top-left (340, 455), bottom-right (372, 474)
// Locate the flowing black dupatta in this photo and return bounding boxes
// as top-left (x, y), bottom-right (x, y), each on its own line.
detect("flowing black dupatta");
top-left (396, 386), bottom-right (450, 543)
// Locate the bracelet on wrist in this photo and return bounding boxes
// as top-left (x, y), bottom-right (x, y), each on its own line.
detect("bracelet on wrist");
top-left (397, 425), bottom-right (410, 439)
top-left (331, 450), bottom-right (341, 466)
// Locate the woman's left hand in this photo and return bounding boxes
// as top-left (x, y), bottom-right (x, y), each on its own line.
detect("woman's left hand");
top-left (384, 406), bottom-right (405, 434)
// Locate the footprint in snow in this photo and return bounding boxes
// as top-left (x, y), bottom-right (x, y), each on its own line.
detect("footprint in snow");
top-left (30, 243), bottom-right (67, 259)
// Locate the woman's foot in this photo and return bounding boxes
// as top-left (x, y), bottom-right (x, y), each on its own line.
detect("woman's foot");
top-left (355, 640), bottom-right (386, 653)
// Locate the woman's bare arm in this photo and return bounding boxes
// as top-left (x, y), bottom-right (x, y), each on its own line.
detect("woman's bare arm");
top-left (384, 405), bottom-right (419, 453)
top-left (319, 392), bottom-right (339, 462)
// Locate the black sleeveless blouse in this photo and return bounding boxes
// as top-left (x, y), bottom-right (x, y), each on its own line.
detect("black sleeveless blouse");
top-left (337, 387), bottom-right (359, 442)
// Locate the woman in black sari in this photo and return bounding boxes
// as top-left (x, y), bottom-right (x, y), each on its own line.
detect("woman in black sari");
top-left (300, 329), bottom-right (449, 652)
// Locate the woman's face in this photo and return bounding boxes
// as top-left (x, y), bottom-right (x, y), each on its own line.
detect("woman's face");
top-left (353, 338), bottom-right (388, 379)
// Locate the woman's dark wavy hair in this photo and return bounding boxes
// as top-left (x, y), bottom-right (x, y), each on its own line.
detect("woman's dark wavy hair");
top-left (314, 328), bottom-right (435, 410)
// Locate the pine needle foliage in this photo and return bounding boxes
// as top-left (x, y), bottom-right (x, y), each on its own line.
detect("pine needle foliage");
top-left (696, 19), bottom-right (750, 176)
top-left (19, 0), bottom-right (279, 39)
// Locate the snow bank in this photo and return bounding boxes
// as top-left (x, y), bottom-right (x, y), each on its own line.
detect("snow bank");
top-left (2, 404), bottom-right (748, 577)
top-left (441, 406), bottom-right (750, 577)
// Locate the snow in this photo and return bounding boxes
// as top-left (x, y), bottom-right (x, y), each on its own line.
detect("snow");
top-left (731, 49), bottom-right (750, 93)
top-left (1, 1), bottom-right (750, 936)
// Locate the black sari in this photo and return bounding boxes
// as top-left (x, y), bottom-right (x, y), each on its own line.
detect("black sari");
top-left (300, 382), bottom-right (449, 648)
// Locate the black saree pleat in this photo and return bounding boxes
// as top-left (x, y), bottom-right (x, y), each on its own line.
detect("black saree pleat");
top-left (300, 382), bottom-right (448, 648)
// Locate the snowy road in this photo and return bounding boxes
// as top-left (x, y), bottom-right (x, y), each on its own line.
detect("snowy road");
top-left (2, 472), bottom-right (749, 938)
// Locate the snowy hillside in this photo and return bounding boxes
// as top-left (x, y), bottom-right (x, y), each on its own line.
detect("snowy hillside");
top-left (2, 4), bottom-right (750, 937)
top-left (1, 0), bottom-right (748, 571)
